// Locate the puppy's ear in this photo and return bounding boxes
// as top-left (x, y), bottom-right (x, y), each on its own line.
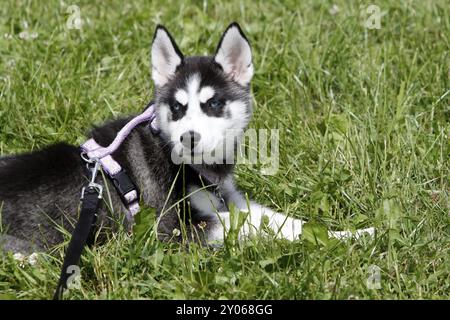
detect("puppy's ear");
top-left (151, 25), bottom-right (184, 86)
top-left (215, 22), bottom-right (253, 86)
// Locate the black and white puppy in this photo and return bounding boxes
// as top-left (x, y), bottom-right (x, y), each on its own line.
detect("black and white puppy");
top-left (0, 23), bottom-right (304, 253)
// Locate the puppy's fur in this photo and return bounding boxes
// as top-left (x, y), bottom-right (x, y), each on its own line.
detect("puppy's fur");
top-left (0, 23), bottom-right (303, 253)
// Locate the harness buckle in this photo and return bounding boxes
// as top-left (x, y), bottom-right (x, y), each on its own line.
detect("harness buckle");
top-left (80, 184), bottom-right (103, 200)
top-left (81, 160), bottom-right (103, 199)
top-left (110, 170), bottom-right (138, 203)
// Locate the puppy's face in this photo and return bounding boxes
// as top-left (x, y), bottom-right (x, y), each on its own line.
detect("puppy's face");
top-left (151, 23), bottom-right (254, 163)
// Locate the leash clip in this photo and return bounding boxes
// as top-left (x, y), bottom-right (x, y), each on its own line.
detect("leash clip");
top-left (81, 160), bottom-right (103, 199)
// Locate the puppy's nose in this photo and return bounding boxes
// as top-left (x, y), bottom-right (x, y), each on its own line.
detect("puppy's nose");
top-left (180, 131), bottom-right (201, 150)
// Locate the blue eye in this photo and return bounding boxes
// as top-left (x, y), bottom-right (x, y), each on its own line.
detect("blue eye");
top-left (208, 99), bottom-right (224, 109)
top-left (173, 102), bottom-right (183, 111)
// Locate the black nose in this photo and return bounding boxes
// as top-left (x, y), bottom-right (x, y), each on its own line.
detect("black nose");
top-left (180, 131), bottom-right (201, 150)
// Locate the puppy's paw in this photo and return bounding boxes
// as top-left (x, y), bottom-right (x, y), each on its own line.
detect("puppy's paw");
top-left (272, 215), bottom-right (303, 241)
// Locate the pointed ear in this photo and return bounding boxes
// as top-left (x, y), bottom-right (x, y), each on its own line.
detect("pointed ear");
top-left (151, 25), bottom-right (184, 87)
top-left (214, 22), bottom-right (254, 86)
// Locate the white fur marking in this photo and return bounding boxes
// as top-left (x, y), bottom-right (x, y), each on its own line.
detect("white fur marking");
top-left (187, 74), bottom-right (201, 107)
top-left (175, 89), bottom-right (188, 106)
top-left (160, 73), bottom-right (250, 159)
top-left (199, 86), bottom-right (215, 103)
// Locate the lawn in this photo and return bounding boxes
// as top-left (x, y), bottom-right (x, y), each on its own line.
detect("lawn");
top-left (0, 0), bottom-right (448, 299)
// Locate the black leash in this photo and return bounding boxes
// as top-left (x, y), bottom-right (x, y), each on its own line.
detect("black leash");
top-left (53, 161), bottom-right (103, 300)
top-left (53, 102), bottom-right (156, 299)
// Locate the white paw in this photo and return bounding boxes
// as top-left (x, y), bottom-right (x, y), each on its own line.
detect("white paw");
top-left (270, 214), bottom-right (303, 241)
top-left (245, 204), bottom-right (303, 241)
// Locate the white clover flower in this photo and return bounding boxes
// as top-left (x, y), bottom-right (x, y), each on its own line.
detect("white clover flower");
top-left (6, 59), bottom-right (16, 68)
top-left (19, 31), bottom-right (38, 40)
top-left (329, 4), bottom-right (340, 15)
top-left (13, 252), bottom-right (26, 261)
top-left (28, 253), bottom-right (39, 266)
top-left (13, 252), bottom-right (26, 268)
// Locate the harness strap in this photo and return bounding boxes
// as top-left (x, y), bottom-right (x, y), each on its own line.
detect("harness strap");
top-left (85, 104), bottom-right (157, 160)
top-left (81, 139), bottom-right (122, 175)
top-left (81, 139), bottom-right (140, 220)
top-left (53, 186), bottom-right (101, 300)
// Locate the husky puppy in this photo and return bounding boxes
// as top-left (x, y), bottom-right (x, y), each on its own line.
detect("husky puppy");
top-left (0, 22), bottom-right (303, 253)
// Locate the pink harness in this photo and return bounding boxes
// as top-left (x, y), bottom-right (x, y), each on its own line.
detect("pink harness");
top-left (80, 104), bottom-right (158, 221)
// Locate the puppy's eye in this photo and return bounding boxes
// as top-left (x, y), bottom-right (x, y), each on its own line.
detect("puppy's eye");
top-left (173, 102), bottom-right (184, 111)
top-left (207, 99), bottom-right (224, 109)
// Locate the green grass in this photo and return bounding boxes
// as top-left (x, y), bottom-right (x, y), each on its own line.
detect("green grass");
top-left (0, 0), bottom-right (449, 299)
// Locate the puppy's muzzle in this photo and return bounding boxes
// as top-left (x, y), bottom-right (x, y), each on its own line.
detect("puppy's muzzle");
top-left (180, 130), bottom-right (201, 150)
